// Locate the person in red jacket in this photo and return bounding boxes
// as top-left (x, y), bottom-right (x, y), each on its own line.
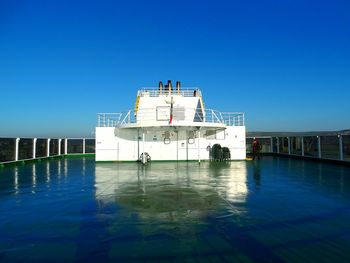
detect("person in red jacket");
top-left (252, 138), bottom-right (261, 160)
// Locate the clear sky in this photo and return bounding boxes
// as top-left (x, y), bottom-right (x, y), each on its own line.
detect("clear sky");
top-left (1, 0), bottom-right (350, 138)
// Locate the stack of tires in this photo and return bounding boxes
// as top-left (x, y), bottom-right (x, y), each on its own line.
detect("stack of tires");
top-left (222, 147), bottom-right (231, 161)
top-left (211, 144), bottom-right (230, 161)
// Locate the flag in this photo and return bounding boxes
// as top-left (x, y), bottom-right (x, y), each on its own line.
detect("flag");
top-left (169, 96), bottom-right (173, 124)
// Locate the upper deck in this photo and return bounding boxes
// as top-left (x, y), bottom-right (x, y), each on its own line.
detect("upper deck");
top-left (97, 81), bottom-right (245, 129)
top-left (97, 110), bottom-right (244, 128)
top-left (137, 88), bottom-right (202, 98)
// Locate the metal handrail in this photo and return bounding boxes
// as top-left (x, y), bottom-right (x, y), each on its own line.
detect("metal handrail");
top-left (137, 88), bottom-right (202, 98)
top-left (96, 113), bottom-right (123, 127)
top-left (97, 109), bottom-right (245, 127)
top-left (120, 110), bottom-right (132, 125)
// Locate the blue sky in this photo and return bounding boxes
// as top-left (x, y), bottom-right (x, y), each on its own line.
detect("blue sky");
top-left (1, 0), bottom-right (350, 137)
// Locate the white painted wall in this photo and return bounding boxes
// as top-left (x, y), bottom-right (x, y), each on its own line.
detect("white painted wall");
top-left (95, 126), bottom-right (246, 161)
top-left (137, 95), bottom-right (201, 124)
top-left (95, 127), bottom-right (138, 161)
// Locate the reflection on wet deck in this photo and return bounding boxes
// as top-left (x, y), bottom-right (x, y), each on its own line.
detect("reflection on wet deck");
top-left (95, 161), bottom-right (248, 220)
top-left (1, 157), bottom-right (350, 262)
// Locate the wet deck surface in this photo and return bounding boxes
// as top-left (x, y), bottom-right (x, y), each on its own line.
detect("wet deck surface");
top-left (1, 157), bottom-right (350, 262)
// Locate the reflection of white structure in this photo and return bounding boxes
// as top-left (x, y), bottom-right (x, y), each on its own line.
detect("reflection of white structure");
top-left (95, 81), bottom-right (246, 162)
top-left (217, 162), bottom-right (248, 203)
top-left (94, 162), bottom-right (248, 218)
top-left (94, 164), bottom-right (133, 203)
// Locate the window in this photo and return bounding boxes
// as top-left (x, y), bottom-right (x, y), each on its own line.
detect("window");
top-left (216, 130), bottom-right (225, 140)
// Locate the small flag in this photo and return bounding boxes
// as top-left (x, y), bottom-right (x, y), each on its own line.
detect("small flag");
top-left (169, 96), bottom-right (173, 124)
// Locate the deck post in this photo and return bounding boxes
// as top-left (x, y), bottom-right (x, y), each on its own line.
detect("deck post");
top-left (288, 137), bottom-right (291, 155)
top-left (137, 129), bottom-right (140, 159)
top-left (270, 137), bottom-right (273, 152)
top-left (198, 129), bottom-right (201, 164)
top-left (301, 137), bottom-right (304, 156)
top-left (142, 130), bottom-right (146, 164)
top-left (15, 138), bottom-right (20, 161)
top-left (317, 136), bottom-right (322, 158)
top-left (339, 135), bottom-right (344, 161)
top-left (33, 138), bottom-right (37, 159)
top-left (176, 130), bottom-right (179, 161)
top-left (58, 139), bottom-right (61, 155)
top-left (186, 131), bottom-right (189, 161)
top-left (47, 139), bottom-right (50, 157)
top-left (65, 139), bottom-right (68, 155)
top-left (83, 138), bottom-right (86, 154)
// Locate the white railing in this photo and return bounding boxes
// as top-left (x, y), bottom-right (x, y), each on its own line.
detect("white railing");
top-left (0, 138), bottom-right (95, 164)
top-left (221, 112), bottom-right (245, 126)
top-left (97, 109), bottom-right (244, 127)
top-left (97, 113), bottom-right (123, 127)
top-left (137, 88), bottom-right (202, 98)
top-left (247, 134), bottom-right (350, 162)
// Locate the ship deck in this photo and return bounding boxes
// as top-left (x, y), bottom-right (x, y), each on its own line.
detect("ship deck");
top-left (1, 156), bottom-right (350, 262)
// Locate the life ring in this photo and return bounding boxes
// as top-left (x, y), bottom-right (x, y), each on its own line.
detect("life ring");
top-left (140, 152), bottom-right (151, 162)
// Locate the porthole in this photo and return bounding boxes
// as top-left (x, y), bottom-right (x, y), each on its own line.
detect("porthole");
top-left (188, 138), bottom-right (194, 144)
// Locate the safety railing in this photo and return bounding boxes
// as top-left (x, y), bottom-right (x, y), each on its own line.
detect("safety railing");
top-left (212, 111), bottom-right (245, 126)
top-left (2, 134), bottom-right (349, 165)
top-left (0, 138), bottom-right (95, 165)
top-left (97, 109), bottom-right (244, 127)
top-left (97, 113), bottom-right (123, 127)
top-left (137, 88), bottom-right (202, 98)
top-left (246, 134), bottom-right (350, 162)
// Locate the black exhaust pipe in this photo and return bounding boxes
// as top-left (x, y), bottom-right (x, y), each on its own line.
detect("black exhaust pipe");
top-left (167, 80), bottom-right (172, 93)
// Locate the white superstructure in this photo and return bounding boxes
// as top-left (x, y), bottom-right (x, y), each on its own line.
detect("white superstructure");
top-left (95, 81), bottom-right (246, 162)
